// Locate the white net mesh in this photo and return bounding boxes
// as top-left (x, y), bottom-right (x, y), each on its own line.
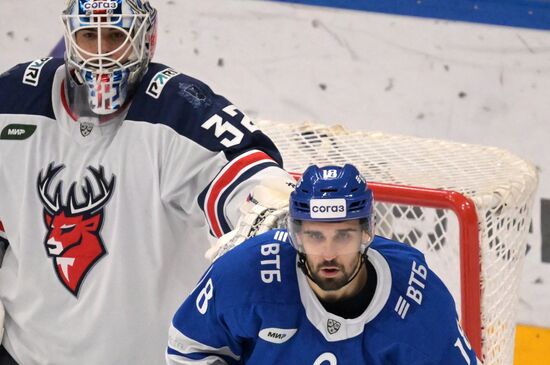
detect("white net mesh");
top-left (257, 120), bottom-right (538, 365)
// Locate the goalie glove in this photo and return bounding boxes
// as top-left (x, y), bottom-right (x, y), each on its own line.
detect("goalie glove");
top-left (205, 176), bottom-right (296, 262)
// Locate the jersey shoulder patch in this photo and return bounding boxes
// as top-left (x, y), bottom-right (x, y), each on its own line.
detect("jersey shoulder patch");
top-left (133, 62), bottom-right (228, 114)
top-left (370, 236), bottom-right (431, 299)
top-left (0, 58), bottom-right (63, 118)
top-left (210, 230), bottom-right (299, 308)
top-left (127, 63), bottom-right (243, 149)
top-left (371, 237), bottom-right (457, 328)
top-left (141, 65), bottom-right (215, 109)
top-left (127, 62), bottom-right (282, 161)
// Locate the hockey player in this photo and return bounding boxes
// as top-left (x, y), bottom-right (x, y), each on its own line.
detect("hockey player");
top-left (167, 164), bottom-right (482, 365)
top-left (0, 1), bottom-right (293, 364)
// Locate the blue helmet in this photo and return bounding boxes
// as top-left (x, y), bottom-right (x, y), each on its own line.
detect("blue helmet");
top-left (288, 164), bottom-right (375, 254)
top-left (290, 164), bottom-right (373, 222)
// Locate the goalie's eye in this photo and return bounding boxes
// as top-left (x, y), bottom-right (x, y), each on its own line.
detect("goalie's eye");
top-left (77, 29), bottom-right (98, 40)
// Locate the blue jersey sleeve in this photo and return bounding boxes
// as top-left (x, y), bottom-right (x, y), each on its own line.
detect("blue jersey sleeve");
top-left (404, 317), bottom-right (480, 365)
top-left (437, 318), bottom-right (480, 365)
top-left (167, 231), bottom-right (299, 365)
top-left (167, 266), bottom-right (244, 365)
top-left (370, 238), bottom-right (481, 365)
top-left (414, 264), bottom-right (480, 364)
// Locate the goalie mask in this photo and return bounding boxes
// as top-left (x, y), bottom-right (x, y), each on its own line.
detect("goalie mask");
top-left (62, 0), bottom-right (158, 119)
top-left (288, 164), bottom-right (374, 290)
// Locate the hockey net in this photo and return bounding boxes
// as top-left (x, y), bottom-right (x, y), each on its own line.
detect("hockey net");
top-left (257, 120), bottom-right (538, 365)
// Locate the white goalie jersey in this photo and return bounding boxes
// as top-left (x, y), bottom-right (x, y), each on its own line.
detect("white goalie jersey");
top-left (0, 58), bottom-right (290, 365)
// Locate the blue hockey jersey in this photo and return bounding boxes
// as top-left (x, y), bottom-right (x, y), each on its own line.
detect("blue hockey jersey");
top-left (168, 230), bottom-right (480, 365)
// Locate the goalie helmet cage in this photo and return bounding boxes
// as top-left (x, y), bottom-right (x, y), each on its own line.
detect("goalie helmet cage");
top-left (258, 120), bottom-right (538, 365)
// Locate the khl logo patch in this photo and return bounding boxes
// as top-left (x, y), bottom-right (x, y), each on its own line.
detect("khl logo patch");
top-left (80, 122), bottom-right (94, 137)
top-left (327, 318), bottom-right (341, 335)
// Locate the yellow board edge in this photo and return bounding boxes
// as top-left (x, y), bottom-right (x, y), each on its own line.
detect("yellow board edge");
top-left (514, 324), bottom-right (550, 364)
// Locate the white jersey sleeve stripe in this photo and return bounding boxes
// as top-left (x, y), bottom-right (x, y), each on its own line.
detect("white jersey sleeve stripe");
top-left (204, 150), bottom-right (275, 237)
top-left (166, 353), bottom-right (229, 365)
top-left (167, 323), bottom-right (240, 362)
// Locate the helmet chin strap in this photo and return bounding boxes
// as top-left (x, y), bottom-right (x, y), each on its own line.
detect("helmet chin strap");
top-left (297, 250), bottom-right (368, 290)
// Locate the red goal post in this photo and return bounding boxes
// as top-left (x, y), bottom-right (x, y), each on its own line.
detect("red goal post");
top-left (369, 182), bottom-right (482, 354)
top-left (262, 120), bottom-right (537, 365)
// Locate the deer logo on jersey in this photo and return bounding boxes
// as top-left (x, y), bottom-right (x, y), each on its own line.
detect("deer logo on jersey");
top-left (37, 163), bottom-right (115, 296)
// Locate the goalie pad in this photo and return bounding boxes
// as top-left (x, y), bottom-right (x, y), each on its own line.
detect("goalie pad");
top-left (205, 176), bottom-right (295, 262)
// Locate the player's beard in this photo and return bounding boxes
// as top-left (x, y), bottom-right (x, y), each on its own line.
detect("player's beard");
top-left (308, 258), bottom-right (357, 292)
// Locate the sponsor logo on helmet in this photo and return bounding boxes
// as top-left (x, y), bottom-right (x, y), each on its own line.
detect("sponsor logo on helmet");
top-left (83, 1), bottom-right (119, 10)
top-left (310, 198), bottom-right (346, 219)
